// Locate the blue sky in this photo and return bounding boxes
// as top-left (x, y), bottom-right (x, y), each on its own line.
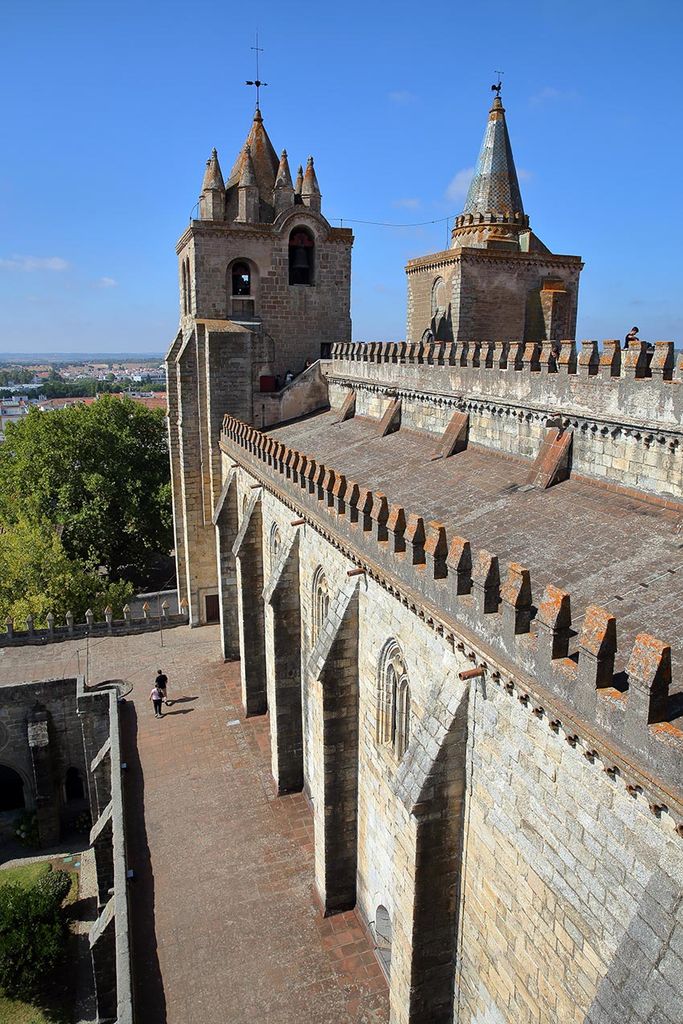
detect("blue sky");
top-left (1, 0), bottom-right (682, 355)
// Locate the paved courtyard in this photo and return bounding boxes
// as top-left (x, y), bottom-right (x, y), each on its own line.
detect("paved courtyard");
top-left (0, 625), bottom-right (389, 1023)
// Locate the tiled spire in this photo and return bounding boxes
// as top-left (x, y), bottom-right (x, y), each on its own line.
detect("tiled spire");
top-left (462, 95), bottom-right (525, 219)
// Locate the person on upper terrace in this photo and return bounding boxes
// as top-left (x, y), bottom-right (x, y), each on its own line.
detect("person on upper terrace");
top-left (624, 326), bottom-right (639, 348)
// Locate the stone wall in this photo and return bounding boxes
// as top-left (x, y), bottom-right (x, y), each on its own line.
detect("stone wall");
top-left (406, 249), bottom-right (581, 345)
top-left (177, 212), bottom-right (352, 380)
top-left (77, 679), bottom-right (134, 1024)
top-left (326, 340), bottom-right (683, 500)
top-left (0, 678), bottom-right (88, 845)
top-left (218, 425), bottom-right (683, 1024)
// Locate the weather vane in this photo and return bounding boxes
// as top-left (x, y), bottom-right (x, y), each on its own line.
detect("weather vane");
top-left (491, 70), bottom-right (504, 96)
top-left (245, 32), bottom-right (268, 110)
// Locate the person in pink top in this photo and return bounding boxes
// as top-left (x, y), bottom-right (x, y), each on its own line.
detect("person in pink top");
top-left (149, 685), bottom-right (164, 718)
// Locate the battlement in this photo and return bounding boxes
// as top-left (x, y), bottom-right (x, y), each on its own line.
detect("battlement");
top-left (326, 339), bottom-right (683, 443)
top-left (221, 412), bottom-right (683, 815)
top-left (0, 602), bottom-right (189, 648)
top-left (331, 338), bottom-right (682, 383)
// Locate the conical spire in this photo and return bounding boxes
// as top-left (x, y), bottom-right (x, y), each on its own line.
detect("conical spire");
top-left (294, 164), bottom-right (304, 195)
top-left (301, 156), bottom-right (320, 197)
top-left (301, 156), bottom-right (321, 211)
top-left (227, 108), bottom-right (279, 197)
top-left (462, 95), bottom-right (524, 219)
top-left (275, 150), bottom-right (293, 190)
top-left (239, 145), bottom-right (257, 187)
top-left (201, 148), bottom-right (224, 192)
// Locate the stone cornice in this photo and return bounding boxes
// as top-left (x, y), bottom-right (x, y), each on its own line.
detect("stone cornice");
top-left (326, 373), bottom-right (683, 445)
top-left (405, 248), bottom-right (584, 273)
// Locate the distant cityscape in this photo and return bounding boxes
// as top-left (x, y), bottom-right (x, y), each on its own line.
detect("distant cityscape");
top-left (0, 357), bottom-right (167, 441)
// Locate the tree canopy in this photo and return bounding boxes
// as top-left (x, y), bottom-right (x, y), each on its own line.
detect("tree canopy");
top-left (0, 395), bottom-right (172, 579)
top-left (0, 516), bottom-right (133, 625)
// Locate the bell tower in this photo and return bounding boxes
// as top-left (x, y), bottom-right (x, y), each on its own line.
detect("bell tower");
top-left (166, 105), bottom-right (353, 627)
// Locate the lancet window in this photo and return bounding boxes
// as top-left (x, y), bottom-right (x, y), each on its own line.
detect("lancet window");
top-left (377, 640), bottom-right (411, 757)
top-left (312, 566), bottom-right (329, 644)
top-left (270, 523), bottom-right (281, 567)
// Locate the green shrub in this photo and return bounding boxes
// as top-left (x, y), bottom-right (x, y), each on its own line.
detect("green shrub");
top-left (36, 870), bottom-right (71, 908)
top-left (0, 875), bottom-right (68, 999)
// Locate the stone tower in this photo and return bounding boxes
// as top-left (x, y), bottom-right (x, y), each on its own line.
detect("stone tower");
top-left (166, 106), bottom-right (353, 627)
top-left (406, 91), bottom-right (583, 344)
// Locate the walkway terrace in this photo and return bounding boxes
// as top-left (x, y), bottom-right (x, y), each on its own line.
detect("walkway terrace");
top-left (0, 625), bottom-right (389, 1024)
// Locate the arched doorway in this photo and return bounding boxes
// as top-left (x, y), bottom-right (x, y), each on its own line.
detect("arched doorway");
top-left (65, 766), bottom-right (85, 803)
top-left (0, 765), bottom-right (25, 812)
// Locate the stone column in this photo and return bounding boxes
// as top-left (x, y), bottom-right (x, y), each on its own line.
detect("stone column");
top-left (233, 494), bottom-right (267, 715)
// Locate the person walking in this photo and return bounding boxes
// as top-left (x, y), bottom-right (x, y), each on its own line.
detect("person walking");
top-left (150, 684), bottom-right (164, 719)
top-left (155, 668), bottom-right (169, 705)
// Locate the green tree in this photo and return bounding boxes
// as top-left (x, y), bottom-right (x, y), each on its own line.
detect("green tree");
top-left (0, 871), bottom-right (70, 1000)
top-left (0, 517), bottom-right (133, 626)
top-left (0, 395), bottom-right (172, 578)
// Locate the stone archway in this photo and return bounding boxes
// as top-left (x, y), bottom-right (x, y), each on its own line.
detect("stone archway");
top-left (0, 764), bottom-right (25, 811)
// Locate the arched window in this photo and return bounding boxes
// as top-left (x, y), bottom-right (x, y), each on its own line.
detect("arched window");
top-left (65, 766), bottom-right (85, 803)
top-left (377, 640), bottom-right (411, 757)
top-left (232, 261), bottom-right (251, 296)
top-left (0, 765), bottom-right (25, 812)
top-left (396, 680), bottom-right (411, 759)
top-left (431, 277), bottom-right (446, 318)
top-left (181, 260), bottom-right (187, 314)
top-left (312, 566), bottom-right (329, 644)
top-left (270, 523), bottom-right (281, 566)
top-left (374, 905), bottom-right (392, 978)
top-left (289, 227), bottom-right (315, 286)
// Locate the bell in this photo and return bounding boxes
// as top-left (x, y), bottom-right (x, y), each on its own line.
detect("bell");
top-left (291, 247), bottom-right (309, 270)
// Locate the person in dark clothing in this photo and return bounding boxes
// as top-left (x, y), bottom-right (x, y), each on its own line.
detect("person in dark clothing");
top-left (155, 669), bottom-right (169, 705)
top-left (624, 326), bottom-right (639, 349)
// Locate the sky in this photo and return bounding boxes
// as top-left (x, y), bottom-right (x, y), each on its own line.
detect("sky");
top-left (1, 0), bottom-right (682, 355)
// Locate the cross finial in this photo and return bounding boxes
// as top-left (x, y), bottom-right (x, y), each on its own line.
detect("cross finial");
top-left (491, 71), bottom-right (503, 96)
top-left (245, 31), bottom-right (268, 111)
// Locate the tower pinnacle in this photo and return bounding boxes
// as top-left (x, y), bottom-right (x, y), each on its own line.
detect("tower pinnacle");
top-left (451, 89), bottom-right (530, 250)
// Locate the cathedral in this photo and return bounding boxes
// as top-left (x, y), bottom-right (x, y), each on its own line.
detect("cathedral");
top-left (166, 91), bottom-right (683, 1023)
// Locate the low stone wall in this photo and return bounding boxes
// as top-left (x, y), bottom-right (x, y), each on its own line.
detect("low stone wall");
top-left (78, 679), bottom-right (134, 1024)
top-left (0, 610), bottom-right (188, 649)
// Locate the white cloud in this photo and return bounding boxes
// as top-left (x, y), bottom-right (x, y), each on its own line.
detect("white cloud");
top-left (97, 276), bottom-right (118, 288)
top-left (0, 255), bottom-right (69, 272)
top-left (392, 198), bottom-right (421, 209)
top-left (529, 86), bottom-right (578, 106)
top-left (518, 168), bottom-right (534, 182)
top-left (446, 167), bottom-right (474, 202)
top-left (388, 90), bottom-right (415, 105)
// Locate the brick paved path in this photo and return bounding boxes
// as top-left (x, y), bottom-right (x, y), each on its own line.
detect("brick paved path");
top-left (0, 626), bottom-right (388, 1023)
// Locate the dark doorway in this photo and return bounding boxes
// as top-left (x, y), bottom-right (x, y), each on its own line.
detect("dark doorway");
top-left (65, 766), bottom-right (85, 802)
top-left (205, 594), bottom-right (220, 623)
top-left (0, 765), bottom-right (25, 811)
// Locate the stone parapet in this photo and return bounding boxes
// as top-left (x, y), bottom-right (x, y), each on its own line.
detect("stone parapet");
top-left (328, 340), bottom-right (683, 429)
top-left (1, 606), bottom-right (189, 648)
top-left (220, 413), bottom-right (683, 824)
